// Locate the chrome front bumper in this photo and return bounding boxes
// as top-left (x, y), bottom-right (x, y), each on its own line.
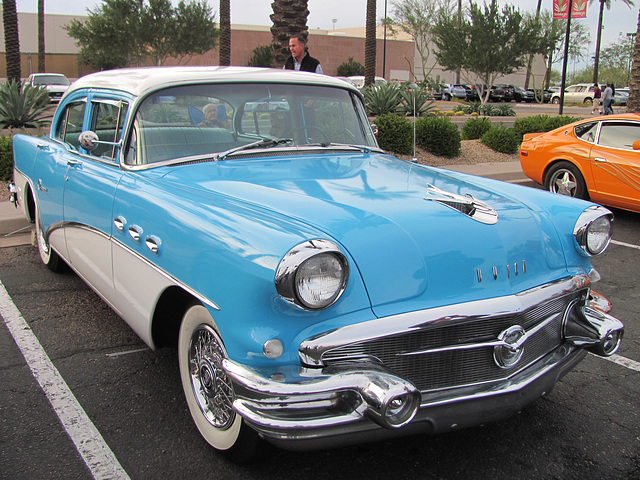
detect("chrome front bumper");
top-left (224, 276), bottom-right (624, 450)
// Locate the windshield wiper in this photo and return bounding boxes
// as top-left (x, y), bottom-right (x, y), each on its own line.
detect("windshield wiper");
top-left (305, 142), bottom-right (373, 153)
top-left (216, 138), bottom-right (293, 161)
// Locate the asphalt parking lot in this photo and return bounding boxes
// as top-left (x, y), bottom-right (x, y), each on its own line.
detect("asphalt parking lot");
top-left (1, 171), bottom-right (639, 480)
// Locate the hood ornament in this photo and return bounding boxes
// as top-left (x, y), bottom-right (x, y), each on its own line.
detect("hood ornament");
top-left (424, 184), bottom-right (498, 225)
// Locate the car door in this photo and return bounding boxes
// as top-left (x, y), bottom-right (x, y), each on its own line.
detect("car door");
top-left (31, 99), bottom-right (90, 261)
top-left (589, 120), bottom-right (640, 211)
top-left (63, 97), bottom-right (128, 303)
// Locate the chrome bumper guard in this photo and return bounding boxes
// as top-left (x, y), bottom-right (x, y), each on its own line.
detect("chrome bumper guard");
top-left (223, 278), bottom-right (624, 450)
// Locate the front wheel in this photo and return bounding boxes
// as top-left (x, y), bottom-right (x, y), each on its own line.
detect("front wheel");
top-left (544, 161), bottom-right (588, 199)
top-left (552, 97), bottom-right (560, 104)
top-left (178, 304), bottom-right (260, 463)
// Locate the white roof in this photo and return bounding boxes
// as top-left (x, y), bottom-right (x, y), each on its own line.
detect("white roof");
top-left (67, 66), bottom-right (359, 98)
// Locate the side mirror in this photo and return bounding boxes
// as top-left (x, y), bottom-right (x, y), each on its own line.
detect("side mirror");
top-left (78, 131), bottom-right (122, 152)
top-left (78, 131), bottom-right (99, 151)
top-left (633, 141), bottom-right (640, 151)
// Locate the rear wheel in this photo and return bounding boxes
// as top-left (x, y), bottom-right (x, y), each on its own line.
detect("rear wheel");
top-left (584, 98), bottom-right (593, 105)
top-left (544, 161), bottom-right (588, 199)
top-left (178, 304), bottom-right (260, 463)
top-left (35, 204), bottom-right (65, 272)
top-left (552, 97), bottom-right (560, 104)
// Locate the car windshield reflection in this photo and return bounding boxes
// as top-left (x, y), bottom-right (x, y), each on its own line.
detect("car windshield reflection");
top-left (125, 83), bottom-right (377, 166)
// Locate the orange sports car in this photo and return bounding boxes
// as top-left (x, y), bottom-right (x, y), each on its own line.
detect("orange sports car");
top-left (520, 113), bottom-right (640, 213)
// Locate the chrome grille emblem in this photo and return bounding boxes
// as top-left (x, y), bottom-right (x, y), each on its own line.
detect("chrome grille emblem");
top-left (493, 325), bottom-right (526, 369)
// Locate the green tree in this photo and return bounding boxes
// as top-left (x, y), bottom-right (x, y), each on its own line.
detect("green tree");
top-left (337, 57), bottom-right (365, 76)
top-left (247, 45), bottom-right (274, 67)
top-left (391, 0), bottom-right (449, 81)
top-left (432, 0), bottom-right (543, 102)
top-left (535, 11), bottom-right (590, 89)
top-left (270, 0), bottom-right (309, 67)
top-left (590, 0), bottom-right (635, 83)
top-left (3, 0), bottom-right (21, 82)
top-left (65, 0), bottom-right (218, 70)
top-left (365, 0), bottom-right (377, 87)
top-left (219, 0), bottom-right (230, 65)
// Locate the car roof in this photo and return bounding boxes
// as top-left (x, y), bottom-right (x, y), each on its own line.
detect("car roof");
top-left (67, 66), bottom-right (360, 98)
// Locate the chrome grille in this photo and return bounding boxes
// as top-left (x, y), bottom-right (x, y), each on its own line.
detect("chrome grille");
top-left (321, 291), bottom-right (582, 392)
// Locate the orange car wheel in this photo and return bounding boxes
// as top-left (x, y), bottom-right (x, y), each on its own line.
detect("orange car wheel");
top-left (544, 161), bottom-right (589, 200)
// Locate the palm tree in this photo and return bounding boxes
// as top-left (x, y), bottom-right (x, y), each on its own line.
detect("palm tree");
top-left (591, 0), bottom-right (635, 83)
top-left (219, 0), bottom-right (230, 66)
top-left (364, 0), bottom-right (376, 87)
top-left (38, 0), bottom-right (45, 72)
top-left (3, 0), bottom-right (21, 82)
top-left (627, 9), bottom-right (640, 112)
top-left (270, 0), bottom-right (309, 67)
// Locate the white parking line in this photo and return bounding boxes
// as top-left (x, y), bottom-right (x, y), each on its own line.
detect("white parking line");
top-left (611, 239), bottom-right (640, 250)
top-left (602, 353), bottom-right (640, 372)
top-left (0, 280), bottom-right (130, 480)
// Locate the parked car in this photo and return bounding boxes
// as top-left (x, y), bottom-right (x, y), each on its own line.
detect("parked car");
top-left (527, 88), bottom-right (552, 103)
top-left (431, 83), bottom-right (452, 101)
top-left (10, 66), bottom-right (624, 462)
top-left (450, 84), bottom-right (469, 100)
top-left (613, 88), bottom-right (629, 107)
top-left (511, 85), bottom-right (535, 102)
top-left (347, 75), bottom-right (387, 89)
top-left (550, 83), bottom-right (602, 105)
top-left (23, 73), bottom-right (70, 103)
top-left (489, 84), bottom-right (515, 102)
top-left (520, 113), bottom-right (640, 212)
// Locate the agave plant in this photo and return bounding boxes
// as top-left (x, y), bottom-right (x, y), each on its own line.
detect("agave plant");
top-left (362, 82), bottom-right (402, 116)
top-left (397, 86), bottom-right (435, 117)
top-left (0, 80), bottom-right (51, 129)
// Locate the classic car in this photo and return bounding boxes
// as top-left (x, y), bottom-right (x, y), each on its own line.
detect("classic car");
top-left (10, 66), bottom-right (624, 463)
top-left (23, 73), bottom-right (70, 103)
top-left (520, 113), bottom-right (640, 213)
top-left (550, 83), bottom-right (601, 105)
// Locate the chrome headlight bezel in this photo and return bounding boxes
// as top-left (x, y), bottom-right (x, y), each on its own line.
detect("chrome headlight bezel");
top-left (573, 206), bottom-right (613, 256)
top-left (275, 239), bottom-right (349, 311)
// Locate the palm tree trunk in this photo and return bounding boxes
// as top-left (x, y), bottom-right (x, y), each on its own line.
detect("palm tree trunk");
top-left (524, 0), bottom-right (542, 89)
top-left (364, 0), bottom-right (376, 87)
top-left (219, 0), bottom-right (230, 65)
top-left (627, 9), bottom-right (640, 112)
top-left (270, 0), bottom-right (309, 67)
top-left (3, 0), bottom-right (21, 82)
top-left (592, 0), bottom-right (605, 84)
top-left (38, 0), bottom-right (45, 72)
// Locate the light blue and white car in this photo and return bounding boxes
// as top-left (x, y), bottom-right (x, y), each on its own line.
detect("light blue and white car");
top-left (10, 66), bottom-right (624, 462)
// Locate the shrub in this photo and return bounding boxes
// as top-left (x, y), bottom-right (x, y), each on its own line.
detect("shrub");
top-left (415, 116), bottom-right (461, 158)
top-left (462, 101), bottom-right (482, 114)
top-left (247, 45), bottom-right (274, 67)
top-left (494, 104), bottom-right (515, 116)
top-left (374, 114), bottom-right (413, 155)
top-left (336, 57), bottom-right (365, 76)
top-left (512, 114), bottom-right (581, 142)
top-left (0, 80), bottom-right (51, 129)
top-left (481, 125), bottom-right (519, 154)
top-left (363, 82), bottom-right (402, 116)
top-left (0, 135), bottom-right (13, 182)
top-left (461, 117), bottom-right (492, 140)
top-left (396, 86), bottom-right (435, 117)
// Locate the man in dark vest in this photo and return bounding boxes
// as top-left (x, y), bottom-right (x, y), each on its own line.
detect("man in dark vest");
top-left (283, 35), bottom-right (323, 74)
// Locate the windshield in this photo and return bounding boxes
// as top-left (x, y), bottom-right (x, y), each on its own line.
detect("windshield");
top-left (33, 75), bottom-right (70, 86)
top-left (125, 83), bottom-right (378, 166)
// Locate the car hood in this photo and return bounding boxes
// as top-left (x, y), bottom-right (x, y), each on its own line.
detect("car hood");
top-left (159, 152), bottom-right (575, 316)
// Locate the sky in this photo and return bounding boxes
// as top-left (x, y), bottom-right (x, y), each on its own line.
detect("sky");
top-left (16, 0), bottom-right (639, 67)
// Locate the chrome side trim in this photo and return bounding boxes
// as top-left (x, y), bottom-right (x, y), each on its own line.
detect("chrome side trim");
top-left (299, 275), bottom-right (591, 367)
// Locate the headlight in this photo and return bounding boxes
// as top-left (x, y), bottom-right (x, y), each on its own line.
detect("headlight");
top-left (573, 206), bottom-right (613, 256)
top-left (275, 239), bottom-right (349, 310)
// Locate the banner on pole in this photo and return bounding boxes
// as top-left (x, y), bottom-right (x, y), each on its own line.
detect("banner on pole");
top-left (553, 0), bottom-right (587, 19)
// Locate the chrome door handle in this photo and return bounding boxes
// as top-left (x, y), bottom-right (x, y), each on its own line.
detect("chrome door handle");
top-left (594, 157), bottom-right (607, 163)
top-left (128, 225), bottom-right (142, 242)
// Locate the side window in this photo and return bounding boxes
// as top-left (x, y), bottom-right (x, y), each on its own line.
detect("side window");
top-left (598, 123), bottom-right (640, 150)
top-left (575, 122), bottom-right (598, 143)
top-left (56, 101), bottom-right (86, 151)
top-left (90, 100), bottom-right (129, 160)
